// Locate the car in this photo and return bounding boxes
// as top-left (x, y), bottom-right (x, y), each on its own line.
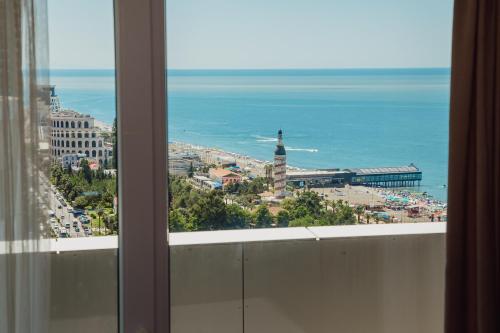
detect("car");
top-left (48, 210), bottom-right (55, 218)
top-left (57, 204), bottom-right (62, 209)
top-left (79, 215), bottom-right (90, 224)
top-left (67, 207), bottom-right (73, 213)
top-left (59, 229), bottom-right (69, 238)
top-left (75, 227), bottom-right (80, 232)
top-left (65, 222), bottom-right (70, 229)
top-left (73, 220), bottom-right (78, 227)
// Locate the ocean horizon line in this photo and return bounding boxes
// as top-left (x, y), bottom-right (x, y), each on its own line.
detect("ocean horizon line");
top-left (50, 67), bottom-right (451, 72)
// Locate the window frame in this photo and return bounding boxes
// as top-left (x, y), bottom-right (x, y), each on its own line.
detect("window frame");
top-left (114, 0), bottom-right (169, 332)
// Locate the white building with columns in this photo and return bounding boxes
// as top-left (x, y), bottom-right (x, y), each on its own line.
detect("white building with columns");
top-left (49, 86), bottom-right (113, 166)
top-left (273, 129), bottom-right (287, 199)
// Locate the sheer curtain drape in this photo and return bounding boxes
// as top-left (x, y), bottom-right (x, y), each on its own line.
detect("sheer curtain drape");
top-left (0, 0), bottom-right (51, 332)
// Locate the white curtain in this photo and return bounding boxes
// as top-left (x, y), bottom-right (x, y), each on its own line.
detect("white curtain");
top-left (0, 0), bottom-right (51, 332)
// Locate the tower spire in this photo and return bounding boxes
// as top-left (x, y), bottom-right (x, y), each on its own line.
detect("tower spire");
top-left (273, 129), bottom-right (287, 198)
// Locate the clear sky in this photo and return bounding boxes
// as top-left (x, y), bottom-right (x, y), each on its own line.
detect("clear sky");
top-left (49, 0), bottom-right (453, 70)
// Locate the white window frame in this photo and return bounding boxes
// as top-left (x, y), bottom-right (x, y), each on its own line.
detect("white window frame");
top-left (114, 0), bottom-right (169, 332)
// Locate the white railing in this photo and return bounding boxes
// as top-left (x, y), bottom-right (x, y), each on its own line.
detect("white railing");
top-left (47, 223), bottom-right (446, 333)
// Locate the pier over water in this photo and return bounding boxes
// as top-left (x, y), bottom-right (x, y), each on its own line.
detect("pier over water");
top-left (287, 164), bottom-right (422, 188)
top-left (346, 164), bottom-right (422, 187)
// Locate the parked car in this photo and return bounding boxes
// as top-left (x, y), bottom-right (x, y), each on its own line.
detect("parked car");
top-left (65, 222), bottom-right (70, 229)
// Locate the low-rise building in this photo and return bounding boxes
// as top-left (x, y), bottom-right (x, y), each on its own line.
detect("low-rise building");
top-left (208, 168), bottom-right (242, 188)
top-left (61, 153), bottom-right (87, 168)
top-left (169, 151), bottom-right (202, 176)
top-left (192, 175), bottom-right (222, 190)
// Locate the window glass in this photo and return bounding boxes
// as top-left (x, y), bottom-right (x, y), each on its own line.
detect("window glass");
top-left (48, 0), bottom-right (118, 330)
top-left (166, 0), bottom-right (453, 231)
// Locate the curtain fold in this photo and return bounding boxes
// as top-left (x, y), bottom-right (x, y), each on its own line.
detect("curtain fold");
top-left (446, 0), bottom-right (500, 332)
top-left (0, 0), bottom-right (51, 332)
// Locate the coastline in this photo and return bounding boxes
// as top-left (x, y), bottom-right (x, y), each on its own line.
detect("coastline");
top-left (169, 140), bottom-right (304, 177)
top-left (169, 140), bottom-right (447, 223)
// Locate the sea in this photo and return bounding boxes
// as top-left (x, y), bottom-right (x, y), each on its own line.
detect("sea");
top-left (50, 68), bottom-right (450, 201)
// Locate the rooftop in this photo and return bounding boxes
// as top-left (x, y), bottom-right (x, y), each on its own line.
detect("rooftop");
top-left (287, 169), bottom-right (352, 177)
top-left (51, 109), bottom-right (92, 119)
top-left (209, 168), bottom-right (241, 178)
top-left (347, 165), bottom-right (420, 175)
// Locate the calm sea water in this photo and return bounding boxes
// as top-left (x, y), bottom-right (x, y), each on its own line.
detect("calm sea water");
top-left (51, 68), bottom-right (450, 201)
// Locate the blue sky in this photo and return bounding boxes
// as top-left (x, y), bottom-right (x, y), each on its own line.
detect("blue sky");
top-left (49, 0), bottom-right (453, 69)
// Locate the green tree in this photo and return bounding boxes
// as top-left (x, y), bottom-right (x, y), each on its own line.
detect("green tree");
top-left (289, 215), bottom-right (316, 227)
top-left (284, 191), bottom-right (324, 219)
top-left (264, 164), bottom-right (273, 190)
top-left (276, 210), bottom-right (291, 227)
top-left (226, 204), bottom-right (251, 229)
top-left (65, 164), bottom-right (73, 175)
top-left (354, 205), bottom-right (365, 224)
top-left (334, 201), bottom-right (356, 225)
top-left (112, 117), bottom-right (118, 169)
top-left (253, 205), bottom-right (273, 228)
top-left (73, 196), bottom-right (89, 209)
top-left (79, 159), bottom-right (93, 184)
top-left (189, 190), bottom-right (227, 230)
top-left (97, 204), bottom-right (105, 235)
top-left (187, 162), bottom-right (194, 178)
top-left (169, 208), bottom-right (192, 232)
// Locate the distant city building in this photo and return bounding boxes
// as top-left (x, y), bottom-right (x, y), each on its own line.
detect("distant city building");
top-left (287, 169), bottom-right (354, 188)
top-left (192, 175), bottom-right (222, 190)
top-left (169, 151), bottom-right (202, 176)
top-left (209, 168), bottom-right (242, 188)
top-left (346, 164), bottom-right (422, 187)
top-left (286, 165), bottom-right (422, 189)
top-left (49, 86), bottom-right (112, 166)
top-left (273, 129), bottom-right (287, 198)
top-left (61, 153), bottom-right (87, 169)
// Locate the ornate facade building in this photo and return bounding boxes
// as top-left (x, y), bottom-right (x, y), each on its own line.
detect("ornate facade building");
top-left (273, 129), bottom-right (287, 198)
top-left (49, 86), bottom-right (112, 166)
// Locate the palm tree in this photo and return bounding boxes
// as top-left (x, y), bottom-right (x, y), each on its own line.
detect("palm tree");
top-left (354, 205), bottom-right (365, 224)
top-left (97, 205), bottom-right (104, 235)
top-left (264, 164), bottom-right (273, 190)
top-left (365, 213), bottom-right (371, 224)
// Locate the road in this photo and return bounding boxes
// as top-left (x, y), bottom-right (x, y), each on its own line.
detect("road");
top-left (49, 186), bottom-right (87, 238)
